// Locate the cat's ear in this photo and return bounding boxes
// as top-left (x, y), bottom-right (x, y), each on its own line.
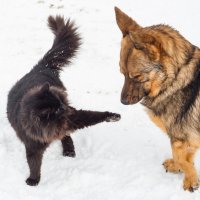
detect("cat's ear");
top-left (41, 82), bottom-right (50, 92)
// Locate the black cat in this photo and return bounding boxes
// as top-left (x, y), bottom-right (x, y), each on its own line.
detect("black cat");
top-left (7, 16), bottom-right (120, 186)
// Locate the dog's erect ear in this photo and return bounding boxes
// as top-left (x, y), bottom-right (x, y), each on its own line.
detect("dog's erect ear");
top-left (129, 31), bottom-right (146, 50)
top-left (41, 82), bottom-right (50, 92)
top-left (114, 7), bottom-right (141, 36)
top-left (129, 31), bottom-right (156, 46)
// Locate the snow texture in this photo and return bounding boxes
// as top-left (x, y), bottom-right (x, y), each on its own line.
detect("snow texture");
top-left (0, 0), bottom-right (200, 199)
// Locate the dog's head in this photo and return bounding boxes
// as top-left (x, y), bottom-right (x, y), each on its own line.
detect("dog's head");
top-left (115, 7), bottom-right (193, 105)
top-left (20, 83), bottom-right (74, 143)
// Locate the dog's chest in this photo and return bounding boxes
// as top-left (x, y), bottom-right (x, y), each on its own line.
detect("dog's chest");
top-left (146, 109), bottom-right (167, 133)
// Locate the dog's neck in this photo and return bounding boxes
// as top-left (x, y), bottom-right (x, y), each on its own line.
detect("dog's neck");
top-left (142, 48), bottom-right (200, 116)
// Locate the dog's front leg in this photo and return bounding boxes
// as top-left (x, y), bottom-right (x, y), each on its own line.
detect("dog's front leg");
top-left (163, 140), bottom-right (199, 192)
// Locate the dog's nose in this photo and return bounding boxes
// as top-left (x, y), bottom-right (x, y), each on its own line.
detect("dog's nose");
top-left (121, 99), bottom-right (129, 105)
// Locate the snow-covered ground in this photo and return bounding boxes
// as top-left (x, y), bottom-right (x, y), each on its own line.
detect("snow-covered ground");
top-left (0, 0), bottom-right (200, 199)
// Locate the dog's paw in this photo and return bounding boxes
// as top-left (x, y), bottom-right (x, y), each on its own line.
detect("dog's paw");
top-left (163, 159), bottom-right (182, 173)
top-left (63, 150), bottom-right (76, 158)
top-left (105, 113), bottom-right (121, 122)
top-left (26, 177), bottom-right (40, 186)
top-left (183, 176), bottom-right (199, 192)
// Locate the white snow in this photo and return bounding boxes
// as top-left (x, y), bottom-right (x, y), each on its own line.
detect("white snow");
top-left (0, 0), bottom-right (200, 199)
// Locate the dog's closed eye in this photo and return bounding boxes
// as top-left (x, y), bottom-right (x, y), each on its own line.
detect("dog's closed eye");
top-left (129, 73), bottom-right (141, 80)
top-left (129, 73), bottom-right (148, 83)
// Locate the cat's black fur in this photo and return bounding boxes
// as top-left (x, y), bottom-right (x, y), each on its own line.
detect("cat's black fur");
top-left (7, 16), bottom-right (120, 186)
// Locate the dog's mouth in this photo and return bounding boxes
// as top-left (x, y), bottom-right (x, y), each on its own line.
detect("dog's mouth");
top-left (121, 94), bottom-right (144, 105)
top-left (121, 79), bottom-right (145, 105)
top-left (121, 90), bottom-right (144, 105)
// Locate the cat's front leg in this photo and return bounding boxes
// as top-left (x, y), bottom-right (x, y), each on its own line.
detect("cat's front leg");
top-left (68, 109), bottom-right (121, 130)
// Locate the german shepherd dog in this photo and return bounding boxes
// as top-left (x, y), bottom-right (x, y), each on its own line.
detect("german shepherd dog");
top-left (115, 7), bottom-right (200, 192)
top-left (7, 16), bottom-right (120, 186)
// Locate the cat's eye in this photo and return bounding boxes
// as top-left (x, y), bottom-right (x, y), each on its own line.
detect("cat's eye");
top-left (55, 107), bottom-right (65, 115)
top-left (41, 109), bottom-right (49, 115)
top-left (55, 108), bottom-right (60, 114)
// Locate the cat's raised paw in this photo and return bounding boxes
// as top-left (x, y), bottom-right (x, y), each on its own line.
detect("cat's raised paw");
top-left (105, 113), bottom-right (121, 122)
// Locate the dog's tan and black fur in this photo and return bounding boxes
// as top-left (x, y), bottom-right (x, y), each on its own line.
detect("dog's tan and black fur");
top-left (115, 7), bottom-right (200, 192)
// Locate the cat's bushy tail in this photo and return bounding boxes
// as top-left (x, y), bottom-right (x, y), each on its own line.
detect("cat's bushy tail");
top-left (39, 15), bottom-right (81, 70)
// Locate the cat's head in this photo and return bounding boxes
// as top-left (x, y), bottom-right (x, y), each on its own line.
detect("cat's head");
top-left (20, 83), bottom-right (74, 143)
